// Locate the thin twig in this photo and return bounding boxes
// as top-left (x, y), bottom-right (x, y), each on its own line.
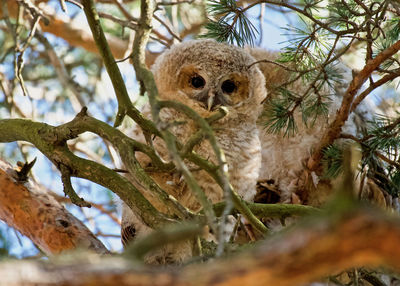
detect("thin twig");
top-left (65, 0), bottom-right (83, 9)
top-left (350, 68), bottom-right (400, 113)
top-left (60, 164), bottom-right (92, 208)
top-left (82, 0), bottom-right (155, 130)
top-left (35, 31), bottom-right (86, 112)
top-left (98, 12), bottom-right (138, 30)
top-left (156, 0), bottom-right (195, 7)
top-left (17, 0), bottom-right (50, 25)
top-left (153, 14), bottom-right (182, 42)
top-left (54, 193), bottom-right (121, 225)
top-left (159, 101), bottom-right (269, 237)
top-left (14, 15), bottom-right (41, 97)
top-left (59, 0), bottom-right (68, 12)
top-left (59, 109), bottom-right (192, 220)
top-left (341, 132), bottom-right (400, 169)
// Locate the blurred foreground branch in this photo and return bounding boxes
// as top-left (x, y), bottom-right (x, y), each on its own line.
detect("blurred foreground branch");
top-left (2, 205), bottom-right (400, 286)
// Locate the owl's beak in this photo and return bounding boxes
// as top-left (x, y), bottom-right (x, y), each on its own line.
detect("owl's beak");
top-left (194, 89), bottom-right (221, 111)
top-left (207, 92), bottom-right (215, 111)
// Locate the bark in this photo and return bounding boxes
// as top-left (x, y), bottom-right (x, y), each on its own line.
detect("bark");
top-left (2, 206), bottom-right (400, 286)
top-left (0, 159), bottom-right (108, 255)
top-left (1, 0), bottom-right (158, 66)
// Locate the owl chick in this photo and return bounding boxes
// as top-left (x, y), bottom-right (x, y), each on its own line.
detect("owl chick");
top-left (121, 40), bottom-right (266, 263)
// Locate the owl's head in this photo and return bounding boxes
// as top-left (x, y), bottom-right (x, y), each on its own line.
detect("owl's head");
top-left (151, 40), bottom-right (266, 119)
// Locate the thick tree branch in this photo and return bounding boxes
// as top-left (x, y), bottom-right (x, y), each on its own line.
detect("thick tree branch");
top-left (0, 159), bottom-right (108, 255)
top-left (80, 0), bottom-right (245, 233)
top-left (2, 206), bottom-right (400, 285)
top-left (0, 116), bottom-right (173, 228)
top-left (59, 110), bottom-right (193, 220)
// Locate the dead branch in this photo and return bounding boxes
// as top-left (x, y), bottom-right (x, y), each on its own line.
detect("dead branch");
top-left (0, 159), bottom-right (108, 255)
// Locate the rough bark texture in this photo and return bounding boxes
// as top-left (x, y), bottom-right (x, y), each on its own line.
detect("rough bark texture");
top-left (0, 159), bottom-right (108, 255)
top-left (1, 206), bottom-right (400, 286)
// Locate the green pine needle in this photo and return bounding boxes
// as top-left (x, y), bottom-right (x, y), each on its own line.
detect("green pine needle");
top-left (263, 99), bottom-right (297, 137)
top-left (301, 95), bottom-right (331, 126)
top-left (201, 0), bottom-right (258, 46)
top-left (322, 144), bottom-right (344, 178)
top-left (366, 114), bottom-right (400, 155)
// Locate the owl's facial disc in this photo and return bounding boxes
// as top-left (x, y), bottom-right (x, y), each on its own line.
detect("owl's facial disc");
top-left (177, 65), bottom-right (249, 111)
top-left (191, 77), bottom-right (242, 111)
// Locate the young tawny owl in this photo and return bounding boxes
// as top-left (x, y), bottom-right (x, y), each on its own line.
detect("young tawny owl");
top-left (121, 40), bottom-right (267, 263)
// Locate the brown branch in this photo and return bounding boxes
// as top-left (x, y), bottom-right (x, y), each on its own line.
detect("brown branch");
top-left (307, 39), bottom-right (400, 172)
top-left (0, 159), bottom-right (108, 255)
top-left (2, 207), bottom-right (400, 285)
top-left (350, 68), bottom-right (400, 113)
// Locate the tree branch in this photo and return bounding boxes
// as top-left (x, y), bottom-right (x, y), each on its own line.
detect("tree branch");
top-left (0, 159), bottom-right (108, 255)
top-left (129, 0), bottom-right (267, 238)
top-left (81, 0), bottom-right (149, 127)
top-left (60, 110), bottom-right (193, 220)
top-left (350, 68), bottom-right (400, 113)
top-left (307, 39), bottom-right (400, 172)
top-left (213, 202), bottom-right (320, 219)
top-left (0, 116), bottom-right (173, 228)
top-left (2, 206), bottom-right (400, 285)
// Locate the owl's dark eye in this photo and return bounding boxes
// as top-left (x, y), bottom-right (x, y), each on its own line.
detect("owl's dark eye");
top-left (221, 80), bottom-right (236, 94)
top-left (190, 76), bottom-right (205, 89)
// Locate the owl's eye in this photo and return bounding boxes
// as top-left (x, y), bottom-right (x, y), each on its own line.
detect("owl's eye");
top-left (221, 80), bottom-right (236, 94)
top-left (190, 76), bottom-right (205, 89)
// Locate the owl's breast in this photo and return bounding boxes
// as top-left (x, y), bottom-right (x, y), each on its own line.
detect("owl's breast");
top-left (151, 108), bottom-right (262, 206)
top-left (213, 123), bottom-right (262, 201)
